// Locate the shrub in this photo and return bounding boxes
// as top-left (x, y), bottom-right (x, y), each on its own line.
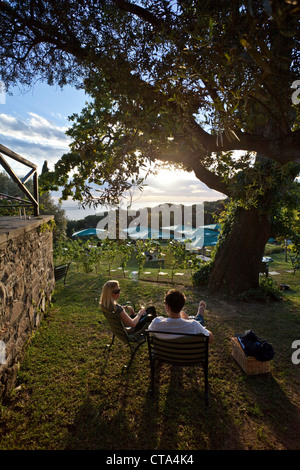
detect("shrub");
top-left (264, 243), bottom-right (285, 255)
top-left (238, 277), bottom-right (283, 302)
top-left (192, 261), bottom-right (214, 286)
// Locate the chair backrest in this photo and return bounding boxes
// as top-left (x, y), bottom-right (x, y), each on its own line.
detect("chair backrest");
top-left (146, 330), bottom-right (209, 367)
top-left (100, 304), bottom-right (130, 345)
top-left (54, 262), bottom-right (71, 283)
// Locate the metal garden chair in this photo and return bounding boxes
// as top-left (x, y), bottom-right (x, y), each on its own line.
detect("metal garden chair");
top-left (54, 262), bottom-right (71, 285)
top-left (145, 330), bottom-right (210, 405)
top-left (100, 303), bottom-right (147, 371)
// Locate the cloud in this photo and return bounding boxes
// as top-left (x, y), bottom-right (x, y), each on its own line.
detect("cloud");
top-left (143, 186), bottom-right (165, 194)
top-left (0, 112), bottom-right (69, 145)
top-left (124, 168), bottom-right (226, 209)
top-left (0, 109), bottom-right (226, 220)
top-left (0, 112), bottom-right (70, 174)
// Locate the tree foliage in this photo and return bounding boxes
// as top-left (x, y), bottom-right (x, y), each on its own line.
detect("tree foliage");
top-left (1, 1), bottom-right (300, 293)
top-left (1, 0), bottom-right (299, 207)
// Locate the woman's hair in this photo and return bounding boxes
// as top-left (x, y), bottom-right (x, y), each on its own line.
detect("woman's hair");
top-left (164, 289), bottom-right (186, 314)
top-left (99, 280), bottom-right (119, 310)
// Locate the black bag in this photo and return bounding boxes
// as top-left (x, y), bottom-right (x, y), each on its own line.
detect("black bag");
top-left (238, 330), bottom-right (274, 362)
top-left (145, 306), bottom-right (157, 318)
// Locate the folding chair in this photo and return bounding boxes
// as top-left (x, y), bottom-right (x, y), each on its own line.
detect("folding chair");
top-left (146, 330), bottom-right (209, 405)
top-left (100, 304), bottom-right (147, 371)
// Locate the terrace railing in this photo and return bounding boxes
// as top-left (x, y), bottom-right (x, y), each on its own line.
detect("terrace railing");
top-left (0, 143), bottom-right (39, 216)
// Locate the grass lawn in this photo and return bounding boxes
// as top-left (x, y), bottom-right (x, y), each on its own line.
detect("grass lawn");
top-left (0, 252), bottom-right (299, 450)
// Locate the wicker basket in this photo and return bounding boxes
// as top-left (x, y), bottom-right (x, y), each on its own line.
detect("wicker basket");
top-left (231, 337), bottom-right (271, 375)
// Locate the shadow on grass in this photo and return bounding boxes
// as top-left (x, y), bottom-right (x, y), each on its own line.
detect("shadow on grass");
top-left (63, 333), bottom-right (300, 451)
top-left (240, 372), bottom-right (300, 450)
top-left (134, 365), bottom-right (245, 450)
top-left (64, 358), bottom-right (244, 450)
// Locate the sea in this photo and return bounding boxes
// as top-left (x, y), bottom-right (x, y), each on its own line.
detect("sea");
top-left (64, 205), bottom-right (102, 221)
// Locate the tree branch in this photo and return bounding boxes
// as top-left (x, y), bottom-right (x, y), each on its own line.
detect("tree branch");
top-left (270, 129), bottom-right (300, 164)
top-left (191, 160), bottom-right (231, 197)
top-left (110, 0), bottom-right (165, 28)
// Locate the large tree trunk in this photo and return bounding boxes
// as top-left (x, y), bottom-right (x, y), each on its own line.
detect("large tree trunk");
top-left (208, 206), bottom-right (272, 294)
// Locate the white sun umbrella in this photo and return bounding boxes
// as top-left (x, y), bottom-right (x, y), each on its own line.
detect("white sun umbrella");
top-left (128, 230), bottom-right (150, 239)
top-left (122, 226), bottom-right (144, 233)
top-left (128, 227), bottom-right (163, 240)
top-left (175, 228), bottom-right (196, 239)
top-left (72, 228), bottom-right (107, 237)
top-left (161, 225), bottom-right (195, 240)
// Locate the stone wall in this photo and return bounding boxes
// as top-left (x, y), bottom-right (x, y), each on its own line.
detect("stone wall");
top-left (0, 216), bottom-right (55, 400)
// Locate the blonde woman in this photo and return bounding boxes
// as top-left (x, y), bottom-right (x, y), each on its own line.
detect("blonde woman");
top-left (99, 280), bottom-right (154, 331)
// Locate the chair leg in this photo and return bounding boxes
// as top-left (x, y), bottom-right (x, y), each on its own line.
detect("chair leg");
top-left (105, 333), bottom-right (115, 351)
top-left (122, 340), bottom-right (145, 372)
top-left (122, 350), bottom-right (135, 372)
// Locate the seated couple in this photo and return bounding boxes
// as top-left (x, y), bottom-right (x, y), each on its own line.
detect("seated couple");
top-left (99, 280), bottom-right (214, 343)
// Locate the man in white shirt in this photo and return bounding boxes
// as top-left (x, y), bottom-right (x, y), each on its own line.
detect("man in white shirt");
top-left (148, 289), bottom-right (214, 343)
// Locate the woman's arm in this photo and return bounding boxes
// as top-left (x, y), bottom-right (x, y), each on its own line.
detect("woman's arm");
top-left (120, 307), bottom-right (146, 328)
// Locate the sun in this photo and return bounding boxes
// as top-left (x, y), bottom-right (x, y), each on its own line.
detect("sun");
top-left (152, 167), bottom-right (189, 187)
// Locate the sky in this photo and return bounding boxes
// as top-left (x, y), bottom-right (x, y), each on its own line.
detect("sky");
top-left (0, 81), bottom-right (226, 220)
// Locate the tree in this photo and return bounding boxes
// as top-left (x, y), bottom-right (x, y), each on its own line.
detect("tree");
top-left (39, 190), bottom-right (67, 241)
top-left (41, 160), bottom-right (50, 176)
top-left (272, 179), bottom-right (300, 255)
top-left (1, 0), bottom-right (299, 293)
top-left (39, 160), bottom-right (67, 241)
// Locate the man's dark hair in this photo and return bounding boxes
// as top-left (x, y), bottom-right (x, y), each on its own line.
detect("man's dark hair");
top-left (165, 289), bottom-right (186, 314)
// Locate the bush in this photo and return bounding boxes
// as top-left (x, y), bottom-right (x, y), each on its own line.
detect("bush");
top-left (192, 261), bottom-right (214, 286)
top-left (238, 277), bottom-right (283, 302)
top-left (264, 243), bottom-right (285, 255)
